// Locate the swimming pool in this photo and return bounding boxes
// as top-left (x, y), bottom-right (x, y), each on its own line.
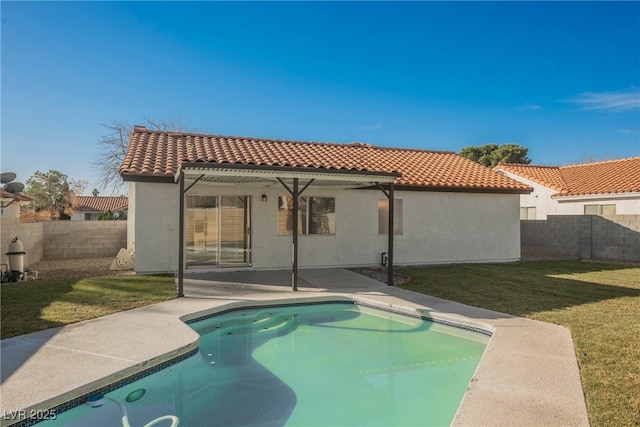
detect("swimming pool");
top-left (38, 302), bottom-right (489, 426)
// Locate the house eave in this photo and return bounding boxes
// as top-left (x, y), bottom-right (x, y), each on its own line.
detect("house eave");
top-left (554, 191), bottom-right (640, 202)
top-left (177, 162), bottom-right (399, 185)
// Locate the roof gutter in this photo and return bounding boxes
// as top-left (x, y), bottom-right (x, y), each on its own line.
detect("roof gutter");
top-left (175, 162), bottom-right (399, 183)
top-left (554, 191), bottom-right (640, 202)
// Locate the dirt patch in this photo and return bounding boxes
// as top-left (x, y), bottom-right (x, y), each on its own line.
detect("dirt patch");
top-left (350, 267), bottom-right (411, 285)
top-left (27, 257), bottom-right (136, 281)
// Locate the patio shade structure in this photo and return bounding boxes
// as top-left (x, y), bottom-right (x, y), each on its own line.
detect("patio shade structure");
top-left (176, 162), bottom-right (399, 295)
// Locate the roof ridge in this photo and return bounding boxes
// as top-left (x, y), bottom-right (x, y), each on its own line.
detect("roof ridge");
top-left (131, 128), bottom-right (455, 155)
top-left (76, 195), bottom-right (127, 199)
top-left (496, 163), bottom-right (560, 169)
top-left (559, 156), bottom-right (640, 169)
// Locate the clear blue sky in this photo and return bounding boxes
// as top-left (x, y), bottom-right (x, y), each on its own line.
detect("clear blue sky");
top-left (2, 1), bottom-right (639, 195)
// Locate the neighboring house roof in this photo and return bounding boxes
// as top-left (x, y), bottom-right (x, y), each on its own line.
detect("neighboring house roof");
top-left (121, 128), bottom-right (531, 194)
top-left (74, 196), bottom-right (128, 213)
top-left (496, 157), bottom-right (640, 197)
top-left (1, 190), bottom-right (32, 202)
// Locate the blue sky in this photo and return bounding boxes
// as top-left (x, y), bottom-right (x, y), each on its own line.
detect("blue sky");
top-left (2, 1), bottom-right (639, 195)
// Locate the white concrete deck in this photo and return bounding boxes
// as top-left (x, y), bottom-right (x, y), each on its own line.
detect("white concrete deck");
top-left (0, 269), bottom-right (589, 426)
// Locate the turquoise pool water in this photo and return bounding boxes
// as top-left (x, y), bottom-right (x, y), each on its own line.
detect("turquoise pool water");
top-left (40, 303), bottom-right (488, 426)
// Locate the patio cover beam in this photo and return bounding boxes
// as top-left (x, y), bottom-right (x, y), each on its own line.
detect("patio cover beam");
top-left (277, 178), bottom-right (314, 291)
top-left (176, 163), bottom-right (399, 297)
top-left (178, 162), bottom-right (398, 185)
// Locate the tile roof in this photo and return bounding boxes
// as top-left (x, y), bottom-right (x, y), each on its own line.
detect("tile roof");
top-left (74, 196), bottom-right (128, 212)
top-left (1, 190), bottom-right (31, 202)
top-left (496, 157), bottom-right (640, 197)
top-left (120, 128), bottom-right (531, 193)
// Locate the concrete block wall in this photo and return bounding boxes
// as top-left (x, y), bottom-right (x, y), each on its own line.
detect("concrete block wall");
top-left (591, 215), bottom-right (639, 263)
top-left (522, 215), bottom-right (639, 263)
top-left (0, 221), bottom-right (44, 269)
top-left (520, 216), bottom-right (583, 259)
top-left (42, 221), bottom-right (127, 260)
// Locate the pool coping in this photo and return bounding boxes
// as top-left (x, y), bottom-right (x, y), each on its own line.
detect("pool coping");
top-left (0, 269), bottom-right (590, 426)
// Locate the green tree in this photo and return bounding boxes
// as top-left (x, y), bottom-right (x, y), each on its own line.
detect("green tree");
top-left (24, 170), bottom-right (86, 220)
top-left (98, 210), bottom-right (116, 220)
top-left (459, 143), bottom-right (531, 167)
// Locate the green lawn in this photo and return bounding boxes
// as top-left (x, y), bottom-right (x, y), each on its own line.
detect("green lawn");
top-left (1, 275), bottom-right (176, 339)
top-left (399, 261), bottom-right (640, 427)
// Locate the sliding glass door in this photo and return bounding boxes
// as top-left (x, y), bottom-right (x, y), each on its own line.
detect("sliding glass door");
top-left (186, 195), bottom-right (251, 268)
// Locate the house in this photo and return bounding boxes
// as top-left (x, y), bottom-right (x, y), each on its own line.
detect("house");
top-left (72, 196), bottom-right (128, 221)
top-left (119, 127), bottom-right (531, 279)
top-left (495, 157), bottom-right (640, 219)
top-left (0, 190), bottom-right (32, 223)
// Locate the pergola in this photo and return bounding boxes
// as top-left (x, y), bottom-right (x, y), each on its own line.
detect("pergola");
top-left (175, 162), bottom-right (400, 296)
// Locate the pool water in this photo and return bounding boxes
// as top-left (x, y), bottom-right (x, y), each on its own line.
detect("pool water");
top-left (42, 303), bottom-right (488, 427)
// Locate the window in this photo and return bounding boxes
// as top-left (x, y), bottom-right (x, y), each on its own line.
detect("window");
top-left (584, 204), bottom-right (616, 216)
top-left (601, 204), bottom-right (616, 216)
top-left (520, 207), bottom-right (536, 220)
top-left (277, 196), bottom-right (335, 235)
top-left (378, 199), bottom-right (403, 235)
top-left (584, 205), bottom-right (599, 215)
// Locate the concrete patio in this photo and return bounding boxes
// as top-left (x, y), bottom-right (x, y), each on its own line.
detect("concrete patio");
top-left (1, 268), bottom-right (589, 426)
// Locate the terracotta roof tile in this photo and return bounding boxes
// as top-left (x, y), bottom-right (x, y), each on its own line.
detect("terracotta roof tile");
top-left (74, 196), bottom-right (128, 213)
top-left (1, 190), bottom-right (31, 202)
top-left (496, 157), bottom-right (640, 197)
top-left (495, 164), bottom-right (568, 193)
top-left (120, 129), bottom-right (531, 193)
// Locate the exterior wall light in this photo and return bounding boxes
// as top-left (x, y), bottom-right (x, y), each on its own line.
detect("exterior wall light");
top-left (261, 194), bottom-right (267, 202)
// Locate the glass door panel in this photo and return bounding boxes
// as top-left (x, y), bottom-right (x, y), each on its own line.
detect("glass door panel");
top-left (186, 196), bottom-right (219, 267)
top-left (220, 196), bottom-right (251, 266)
top-left (186, 195), bottom-right (251, 268)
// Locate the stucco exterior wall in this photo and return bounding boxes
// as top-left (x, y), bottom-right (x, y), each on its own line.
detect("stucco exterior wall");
top-left (0, 200), bottom-right (22, 220)
top-left (555, 197), bottom-right (639, 215)
top-left (131, 181), bottom-right (521, 273)
top-left (131, 182), bottom-right (180, 273)
top-left (499, 170), bottom-right (640, 218)
top-left (127, 182), bottom-right (136, 251)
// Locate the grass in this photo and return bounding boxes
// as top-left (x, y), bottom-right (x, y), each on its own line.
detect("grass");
top-left (399, 260), bottom-right (640, 427)
top-left (1, 275), bottom-right (176, 339)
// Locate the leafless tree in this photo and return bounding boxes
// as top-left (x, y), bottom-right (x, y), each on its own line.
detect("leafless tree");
top-left (93, 117), bottom-right (191, 194)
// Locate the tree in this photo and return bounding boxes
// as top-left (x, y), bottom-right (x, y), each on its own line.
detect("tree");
top-left (92, 188), bottom-right (99, 197)
top-left (459, 143), bottom-right (531, 167)
top-left (98, 210), bottom-right (116, 220)
top-left (24, 170), bottom-right (86, 220)
top-left (93, 117), bottom-right (191, 194)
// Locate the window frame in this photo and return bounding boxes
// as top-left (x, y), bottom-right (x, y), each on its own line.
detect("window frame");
top-left (277, 195), bottom-right (336, 236)
top-left (520, 206), bottom-right (536, 220)
top-left (584, 204), bottom-right (616, 216)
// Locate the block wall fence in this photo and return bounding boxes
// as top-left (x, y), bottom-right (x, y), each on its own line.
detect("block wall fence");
top-left (2, 216), bottom-right (637, 269)
top-left (1, 220), bottom-right (126, 268)
top-left (521, 214), bottom-right (640, 263)
top-left (42, 221), bottom-right (127, 260)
